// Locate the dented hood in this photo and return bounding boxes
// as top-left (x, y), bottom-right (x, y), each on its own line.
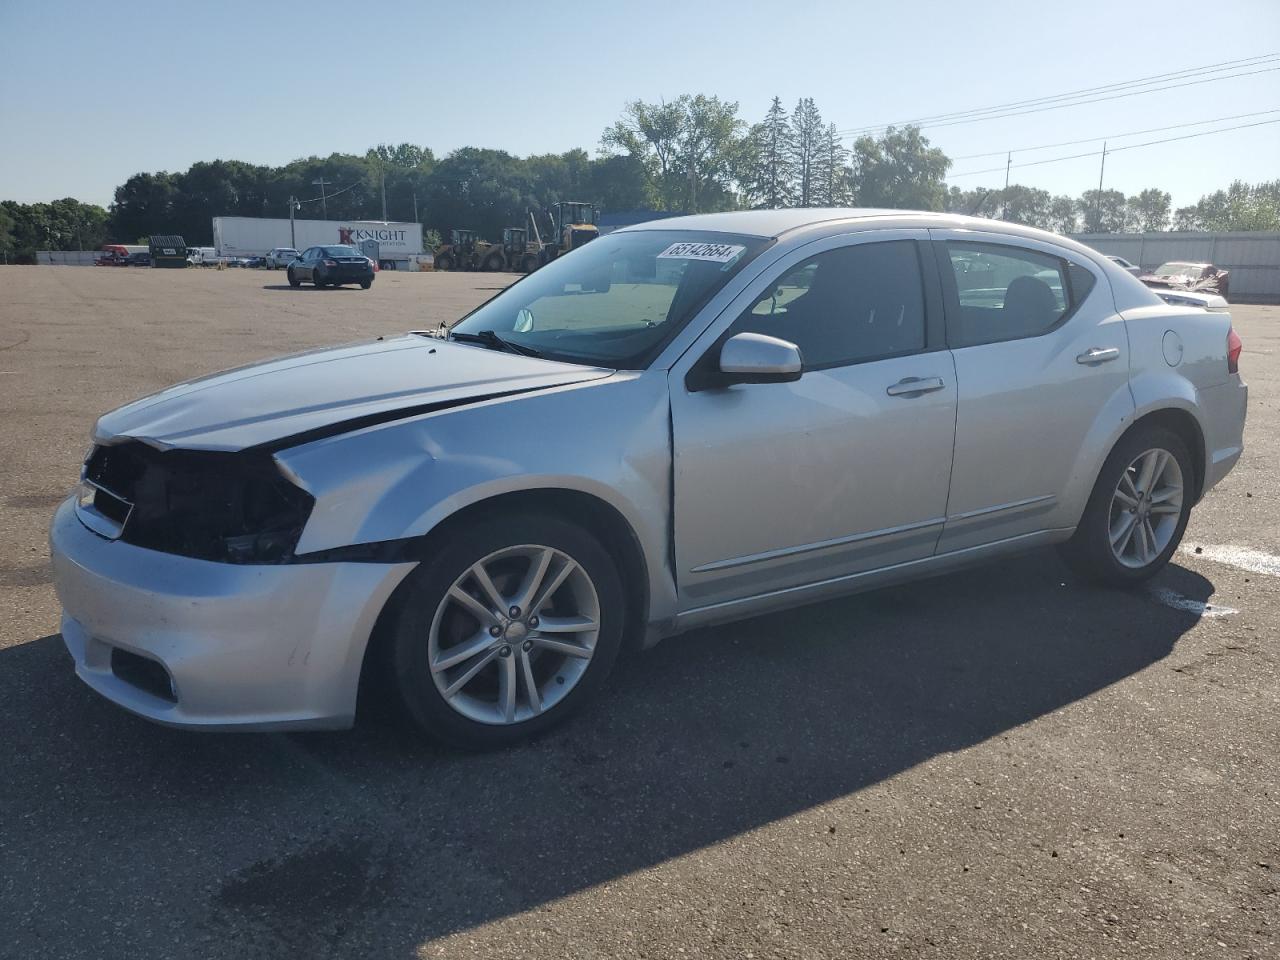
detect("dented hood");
top-left (93, 335), bottom-right (613, 451)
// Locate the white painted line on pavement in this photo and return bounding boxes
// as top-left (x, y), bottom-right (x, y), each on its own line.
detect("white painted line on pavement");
top-left (1181, 543), bottom-right (1280, 577)
top-left (1148, 587), bottom-right (1238, 618)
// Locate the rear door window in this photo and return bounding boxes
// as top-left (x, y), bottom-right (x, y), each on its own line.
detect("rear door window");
top-left (942, 241), bottom-right (1094, 347)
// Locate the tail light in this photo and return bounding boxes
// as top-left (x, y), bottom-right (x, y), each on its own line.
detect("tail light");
top-left (323, 258), bottom-right (337, 267)
top-left (1227, 327), bottom-right (1243, 375)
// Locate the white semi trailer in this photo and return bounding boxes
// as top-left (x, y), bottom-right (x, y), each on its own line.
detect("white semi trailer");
top-left (212, 217), bottom-right (425, 270)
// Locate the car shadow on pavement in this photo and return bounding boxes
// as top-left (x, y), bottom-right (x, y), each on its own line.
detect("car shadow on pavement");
top-left (2, 553), bottom-right (1216, 959)
top-left (260, 285), bottom-right (364, 292)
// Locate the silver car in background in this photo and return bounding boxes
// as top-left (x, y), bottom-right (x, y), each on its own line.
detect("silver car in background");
top-left (265, 247), bottom-right (299, 269)
top-left (50, 210), bottom-right (1248, 748)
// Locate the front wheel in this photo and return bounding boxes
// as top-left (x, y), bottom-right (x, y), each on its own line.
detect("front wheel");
top-left (287, 269), bottom-right (300, 287)
top-left (1058, 426), bottom-right (1193, 585)
top-left (387, 514), bottom-right (625, 749)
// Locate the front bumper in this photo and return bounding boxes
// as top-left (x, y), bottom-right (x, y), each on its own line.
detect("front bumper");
top-left (50, 498), bottom-right (415, 731)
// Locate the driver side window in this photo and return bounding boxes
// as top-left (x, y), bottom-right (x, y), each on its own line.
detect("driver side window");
top-left (731, 240), bottom-right (927, 369)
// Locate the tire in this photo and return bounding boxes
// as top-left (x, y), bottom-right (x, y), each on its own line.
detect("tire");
top-left (387, 513), bottom-right (626, 749)
top-left (314, 271), bottom-right (327, 288)
top-left (287, 269), bottom-right (300, 288)
top-left (360, 279), bottom-right (372, 289)
top-left (485, 254), bottom-right (503, 272)
top-left (436, 255), bottom-right (451, 272)
top-left (523, 256), bottom-right (537, 273)
top-left (1058, 425), bottom-right (1193, 586)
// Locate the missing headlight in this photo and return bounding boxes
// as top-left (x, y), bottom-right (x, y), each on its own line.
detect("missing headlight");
top-left (83, 443), bottom-right (314, 563)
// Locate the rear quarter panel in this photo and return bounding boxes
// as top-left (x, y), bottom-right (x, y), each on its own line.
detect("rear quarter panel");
top-left (1122, 303), bottom-right (1245, 495)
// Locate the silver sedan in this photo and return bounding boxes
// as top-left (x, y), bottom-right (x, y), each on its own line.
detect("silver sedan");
top-left (51, 210), bottom-right (1248, 748)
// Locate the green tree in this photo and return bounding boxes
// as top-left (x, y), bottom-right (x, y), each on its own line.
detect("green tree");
top-left (601, 98), bottom-right (687, 210)
top-left (601, 95), bottom-right (746, 212)
top-left (1049, 195), bottom-right (1077, 234)
top-left (993, 184), bottom-right (1053, 229)
top-left (678, 94), bottom-right (745, 213)
top-left (1077, 189), bottom-right (1128, 233)
top-left (812, 123), bottom-right (851, 207)
top-left (743, 96), bottom-right (795, 209)
top-left (585, 154), bottom-right (652, 211)
top-left (108, 171), bottom-right (178, 244)
top-left (1174, 180), bottom-right (1280, 231)
top-left (425, 147), bottom-right (532, 240)
top-left (1125, 188), bottom-right (1171, 232)
top-left (789, 98), bottom-right (824, 207)
top-left (0, 202), bottom-right (13, 261)
top-left (849, 126), bottom-right (950, 210)
top-left (944, 185), bottom-right (996, 217)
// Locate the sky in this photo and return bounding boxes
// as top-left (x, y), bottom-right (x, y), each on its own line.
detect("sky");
top-left (2, 0), bottom-right (1278, 210)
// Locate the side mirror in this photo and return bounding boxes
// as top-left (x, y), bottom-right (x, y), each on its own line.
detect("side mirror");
top-left (718, 332), bottom-right (802, 384)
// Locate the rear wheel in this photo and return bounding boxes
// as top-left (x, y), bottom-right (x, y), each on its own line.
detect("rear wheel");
top-left (387, 514), bottom-right (625, 749)
top-left (360, 279), bottom-right (372, 289)
top-left (1059, 425), bottom-right (1193, 585)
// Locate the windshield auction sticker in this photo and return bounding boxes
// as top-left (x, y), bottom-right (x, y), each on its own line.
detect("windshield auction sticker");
top-left (657, 242), bottom-right (746, 263)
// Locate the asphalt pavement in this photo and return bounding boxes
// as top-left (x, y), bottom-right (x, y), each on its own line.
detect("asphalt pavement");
top-left (1, 266), bottom-right (1276, 959)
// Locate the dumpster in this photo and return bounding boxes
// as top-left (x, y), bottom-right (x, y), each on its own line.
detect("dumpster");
top-left (149, 235), bottom-right (190, 268)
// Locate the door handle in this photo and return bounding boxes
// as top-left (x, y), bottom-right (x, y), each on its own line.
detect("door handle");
top-left (1076, 347), bottom-right (1120, 365)
top-left (886, 376), bottom-right (945, 397)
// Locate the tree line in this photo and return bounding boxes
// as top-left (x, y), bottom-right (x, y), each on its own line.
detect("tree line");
top-left (2, 94), bottom-right (1278, 262)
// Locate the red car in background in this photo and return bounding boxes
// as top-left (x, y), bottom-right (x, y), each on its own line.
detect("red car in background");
top-left (94, 244), bottom-right (146, 266)
top-left (1138, 260), bottom-right (1230, 300)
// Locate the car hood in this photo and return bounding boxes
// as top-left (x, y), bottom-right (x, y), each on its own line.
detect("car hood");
top-left (1139, 273), bottom-right (1189, 287)
top-left (93, 335), bottom-right (614, 452)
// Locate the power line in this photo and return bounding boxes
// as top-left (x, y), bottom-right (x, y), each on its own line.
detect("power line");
top-left (296, 180), bottom-right (361, 206)
top-left (947, 116), bottom-right (1280, 179)
top-left (836, 52), bottom-right (1278, 135)
top-left (950, 108), bottom-right (1280, 160)
top-left (837, 55), bottom-right (1280, 137)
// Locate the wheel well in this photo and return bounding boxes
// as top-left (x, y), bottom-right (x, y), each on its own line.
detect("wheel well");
top-left (1124, 408), bottom-right (1206, 502)
top-left (357, 488), bottom-right (651, 715)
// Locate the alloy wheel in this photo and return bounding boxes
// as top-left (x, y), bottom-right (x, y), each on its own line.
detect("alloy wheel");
top-left (427, 544), bottom-right (600, 725)
top-left (1108, 447), bottom-right (1184, 569)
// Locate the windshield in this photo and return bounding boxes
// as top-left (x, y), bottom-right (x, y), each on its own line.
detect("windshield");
top-left (451, 230), bottom-right (770, 368)
top-left (1155, 262), bottom-right (1202, 277)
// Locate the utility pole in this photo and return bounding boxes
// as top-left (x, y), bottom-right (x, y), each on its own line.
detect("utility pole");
top-left (312, 177), bottom-right (331, 220)
top-left (380, 169), bottom-right (387, 222)
top-left (412, 190), bottom-right (419, 225)
top-left (288, 196), bottom-right (299, 248)
top-left (1002, 151), bottom-right (1012, 220)
top-left (1093, 142), bottom-right (1107, 231)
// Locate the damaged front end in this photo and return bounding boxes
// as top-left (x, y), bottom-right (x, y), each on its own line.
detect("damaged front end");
top-left (77, 442), bottom-right (314, 564)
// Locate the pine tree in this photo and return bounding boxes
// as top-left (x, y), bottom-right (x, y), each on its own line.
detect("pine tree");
top-left (789, 98), bottom-right (824, 207)
top-left (812, 123), bottom-right (850, 206)
top-left (748, 96), bottom-right (795, 208)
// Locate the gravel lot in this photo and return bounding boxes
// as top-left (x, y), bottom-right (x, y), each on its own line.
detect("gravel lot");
top-left (1, 266), bottom-right (1277, 959)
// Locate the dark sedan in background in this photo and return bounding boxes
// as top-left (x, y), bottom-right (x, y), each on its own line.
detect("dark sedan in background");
top-left (287, 245), bottom-right (375, 289)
